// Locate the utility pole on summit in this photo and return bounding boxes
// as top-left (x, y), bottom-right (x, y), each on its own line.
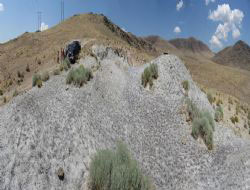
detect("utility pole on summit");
top-left (61, 0), bottom-right (64, 22)
top-left (37, 11), bottom-right (42, 31)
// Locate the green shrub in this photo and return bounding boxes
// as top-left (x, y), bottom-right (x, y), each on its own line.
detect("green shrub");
top-left (32, 74), bottom-right (41, 87)
top-left (66, 65), bottom-right (93, 87)
top-left (53, 68), bottom-right (60, 75)
top-left (248, 111), bottom-right (250, 121)
top-left (216, 99), bottom-right (223, 106)
top-left (0, 89), bottom-right (3, 96)
top-left (26, 64), bottom-right (30, 72)
top-left (186, 98), bottom-right (201, 121)
top-left (230, 116), bottom-right (239, 124)
top-left (182, 80), bottom-right (189, 91)
top-left (191, 111), bottom-right (214, 150)
top-left (13, 89), bottom-right (18, 97)
top-left (41, 71), bottom-right (50, 82)
top-left (201, 111), bottom-right (215, 131)
top-left (141, 64), bottom-right (158, 88)
top-left (3, 96), bottom-right (6, 103)
top-left (215, 105), bottom-right (224, 122)
top-left (207, 93), bottom-right (213, 104)
top-left (61, 58), bottom-right (71, 71)
top-left (37, 79), bottom-right (43, 88)
top-left (89, 142), bottom-right (153, 190)
top-left (17, 71), bottom-right (24, 78)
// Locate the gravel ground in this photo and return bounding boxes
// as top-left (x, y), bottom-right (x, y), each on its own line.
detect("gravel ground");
top-left (0, 45), bottom-right (250, 190)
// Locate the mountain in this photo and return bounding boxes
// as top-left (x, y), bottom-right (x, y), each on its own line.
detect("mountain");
top-left (169, 37), bottom-right (214, 58)
top-left (213, 40), bottom-right (250, 71)
top-left (143, 35), bottom-right (178, 54)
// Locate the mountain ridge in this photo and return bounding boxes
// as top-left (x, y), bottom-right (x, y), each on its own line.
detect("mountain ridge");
top-left (213, 40), bottom-right (250, 71)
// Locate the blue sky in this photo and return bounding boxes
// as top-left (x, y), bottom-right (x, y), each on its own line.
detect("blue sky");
top-left (0, 0), bottom-right (249, 51)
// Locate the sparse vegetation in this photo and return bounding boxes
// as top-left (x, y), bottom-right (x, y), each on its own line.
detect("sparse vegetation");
top-left (89, 142), bottom-right (153, 190)
top-left (236, 103), bottom-right (240, 115)
top-left (41, 71), bottom-right (50, 82)
top-left (32, 73), bottom-right (42, 87)
top-left (66, 65), bottom-right (93, 87)
top-left (13, 89), bottom-right (18, 97)
top-left (207, 93), bottom-right (213, 104)
top-left (186, 98), bottom-right (215, 150)
top-left (182, 80), bottom-right (189, 91)
top-left (17, 71), bottom-right (24, 78)
top-left (228, 97), bottom-right (233, 104)
top-left (215, 105), bottom-right (223, 122)
top-left (141, 64), bottom-right (158, 88)
top-left (216, 99), bottom-right (223, 106)
top-left (26, 64), bottom-right (30, 72)
top-left (3, 96), bottom-right (6, 103)
top-left (37, 59), bottom-right (41, 65)
top-left (37, 79), bottom-right (43, 88)
top-left (53, 68), bottom-right (60, 75)
top-left (191, 110), bottom-right (215, 150)
top-left (60, 58), bottom-right (71, 71)
top-left (230, 116), bottom-right (239, 124)
top-left (186, 98), bottom-right (200, 121)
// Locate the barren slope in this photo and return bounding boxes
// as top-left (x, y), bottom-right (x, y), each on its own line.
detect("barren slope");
top-left (0, 45), bottom-right (250, 190)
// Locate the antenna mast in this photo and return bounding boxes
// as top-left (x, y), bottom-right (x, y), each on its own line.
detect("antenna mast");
top-left (61, 0), bottom-right (64, 22)
top-left (37, 11), bottom-right (42, 31)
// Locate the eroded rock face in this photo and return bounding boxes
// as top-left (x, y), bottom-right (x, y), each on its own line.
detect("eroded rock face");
top-left (0, 45), bottom-right (250, 190)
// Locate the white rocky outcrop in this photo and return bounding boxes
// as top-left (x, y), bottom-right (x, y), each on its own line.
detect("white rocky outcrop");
top-left (0, 45), bottom-right (250, 190)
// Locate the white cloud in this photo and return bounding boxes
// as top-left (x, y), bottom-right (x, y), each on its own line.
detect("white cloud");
top-left (208, 4), bottom-right (244, 48)
top-left (174, 26), bottom-right (181, 34)
top-left (0, 3), bottom-right (4, 12)
top-left (209, 35), bottom-right (222, 48)
top-left (176, 0), bottom-right (184, 11)
top-left (40, 22), bottom-right (49, 31)
top-left (205, 0), bottom-right (215, 6)
top-left (232, 28), bottom-right (240, 39)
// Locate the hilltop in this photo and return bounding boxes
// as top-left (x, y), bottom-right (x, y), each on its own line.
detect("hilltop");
top-left (1, 14), bottom-right (250, 106)
top-left (169, 37), bottom-right (214, 58)
top-left (213, 40), bottom-right (250, 71)
top-left (0, 13), bottom-right (156, 104)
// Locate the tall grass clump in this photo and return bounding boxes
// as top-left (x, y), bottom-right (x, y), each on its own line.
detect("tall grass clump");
top-left (186, 98), bottom-right (215, 150)
top-left (60, 57), bottom-right (71, 71)
top-left (41, 71), bottom-right (50, 82)
top-left (89, 142), bottom-right (153, 190)
top-left (182, 80), bottom-right (189, 91)
top-left (207, 93), bottom-right (213, 104)
top-left (141, 64), bottom-right (158, 88)
top-left (215, 105), bottom-right (224, 122)
top-left (186, 98), bottom-right (201, 121)
top-left (66, 65), bottom-right (93, 87)
top-left (191, 112), bottom-right (214, 150)
top-left (32, 73), bottom-right (42, 87)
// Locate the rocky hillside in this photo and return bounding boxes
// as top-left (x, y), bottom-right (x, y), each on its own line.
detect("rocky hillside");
top-left (169, 37), bottom-right (214, 58)
top-left (0, 13), bottom-right (155, 103)
top-left (0, 43), bottom-right (250, 190)
top-left (213, 40), bottom-right (250, 71)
